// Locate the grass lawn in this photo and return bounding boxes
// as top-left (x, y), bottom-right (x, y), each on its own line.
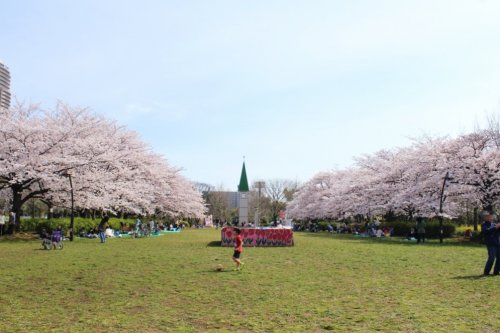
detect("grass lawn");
top-left (0, 229), bottom-right (499, 333)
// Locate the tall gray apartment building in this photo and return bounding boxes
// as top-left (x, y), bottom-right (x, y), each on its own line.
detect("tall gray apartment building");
top-left (0, 60), bottom-right (11, 109)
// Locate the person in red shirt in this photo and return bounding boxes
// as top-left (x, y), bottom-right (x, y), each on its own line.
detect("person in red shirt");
top-left (232, 228), bottom-right (244, 271)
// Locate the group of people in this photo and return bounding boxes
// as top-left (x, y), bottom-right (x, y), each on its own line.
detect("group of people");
top-left (77, 226), bottom-right (114, 239)
top-left (0, 211), bottom-right (18, 235)
top-left (364, 224), bottom-right (394, 238)
top-left (25, 208), bottom-right (500, 277)
top-left (129, 219), bottom-right (180, 238)
top-left (39, 215), bottom-right (184, 247)
top-left (77, 216), bottom-right (114, 241)
top-left (75, 217), bottom-right (183, 242)
top-left (39, 226), bottom-right (64, 250)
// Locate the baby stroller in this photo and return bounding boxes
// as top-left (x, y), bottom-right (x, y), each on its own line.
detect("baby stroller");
top-left (51, 228), bottom-right (64, 250)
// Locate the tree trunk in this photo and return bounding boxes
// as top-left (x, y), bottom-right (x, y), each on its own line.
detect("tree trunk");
top-left (10, 184), bottom-right (23, 234)
top-left (473, 207), bottom-right (478, 231)
top-left (46, 202), bottom-right (53, 219)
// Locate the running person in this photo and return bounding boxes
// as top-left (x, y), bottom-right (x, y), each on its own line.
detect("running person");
top-left (232, 228), bottom-right (244, 271)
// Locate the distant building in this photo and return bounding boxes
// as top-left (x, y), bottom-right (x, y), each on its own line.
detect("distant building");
top-left (0, 60), bottom-right (11, 109)
top-left (202, 190), bottom-right (238, 225)
top-left (238, 162), bottom-right (250, 225)
top-left (199, 162), bottom-right (251, 225)
top-left (210, 191), bottom-right (239, 209)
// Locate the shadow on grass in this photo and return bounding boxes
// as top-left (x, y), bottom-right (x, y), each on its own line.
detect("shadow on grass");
top-left (0, 235), bottom-right (39, 242)
top-left (299, 232), bottom-right (483, 248)
top-left (452, 274), bottom-right (491, 280)
top-left (205, 269), bottom-right (236, 274)
top-left (207, 240), bottom-right (222, 247)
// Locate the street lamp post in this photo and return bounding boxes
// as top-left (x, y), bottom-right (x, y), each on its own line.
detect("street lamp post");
top-left (63, 172), bottom-right (75, 241)
top-left (438, 172), bottom-right (452, 244)
top-left (255, 181), bottom-right (265, 228)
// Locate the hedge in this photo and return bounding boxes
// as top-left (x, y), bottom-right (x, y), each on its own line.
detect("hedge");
top-left (19, 217), bottom-right (136, 234)
top-left (381, 220), bottom-right (455, 239)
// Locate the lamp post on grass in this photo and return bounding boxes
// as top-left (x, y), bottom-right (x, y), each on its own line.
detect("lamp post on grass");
top-left (62, 172), bottom-right (75, 241)
top-left (254, 181), bottom-right (265, 228)
top-left (438, 172), bottom-right (453, 244)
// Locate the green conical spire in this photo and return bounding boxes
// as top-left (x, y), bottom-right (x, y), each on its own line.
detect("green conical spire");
top-left (238, 162), bottom-right (249, 192)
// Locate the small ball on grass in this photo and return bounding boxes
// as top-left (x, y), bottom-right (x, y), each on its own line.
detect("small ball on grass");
top-left (215, 264), bottom-right (224, 271)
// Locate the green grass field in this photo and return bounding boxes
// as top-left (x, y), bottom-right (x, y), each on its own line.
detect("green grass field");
top-left (0, 229), bottom-right (499, 333)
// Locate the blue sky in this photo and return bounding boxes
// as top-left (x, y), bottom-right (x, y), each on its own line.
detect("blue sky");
top-left (2, 0), bottom-right (500, 190)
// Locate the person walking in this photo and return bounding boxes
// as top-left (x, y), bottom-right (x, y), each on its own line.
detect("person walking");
top-left (98, 215), bottom-right (110, 243)
top-left (51, 225), bottom-right (63, 249)
top-left (415, 217), bottom-right (426, 244)
top-left (8, 211), bottom-right (16, 234)
top-left (481, 213), bottom-right (500, 276)
top-left (0, 210), bottom-right (5, 235)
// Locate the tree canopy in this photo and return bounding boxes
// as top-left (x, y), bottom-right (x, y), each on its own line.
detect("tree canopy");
top-left (0, 102), bottom-right (205, 223)
top-left (288, 120), bottom-right (500, 221)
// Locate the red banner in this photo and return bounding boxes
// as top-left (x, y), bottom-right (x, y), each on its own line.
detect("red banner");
top-left (221, 227), bottom-right (294, 247)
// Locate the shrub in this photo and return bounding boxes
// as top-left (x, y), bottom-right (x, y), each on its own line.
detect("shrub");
top-left (318, 221), bottom-right (330, 231)
top-left (381, 220), bottom-right (455, 239)
top-left (425, 220), bottom-right (455, 239)
top-left (381, 221), bottom-right (407, 237)
top-left (177, 220), bottom-right (190, 228)
top-left (19, 217), bottom-right (136, 234)
top-left (469, 231), bottom-right (484, 244)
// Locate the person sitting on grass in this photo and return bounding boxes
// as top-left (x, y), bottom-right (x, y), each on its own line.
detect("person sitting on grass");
top-left (89, 227), bottom-right (98, 238)
top-left (464, 228), bottom-right (472, 238)
top-left (105, 226), bottom-right (115, 238)
top-left (40, 227), bottom-right (51, 249)
top-left (407, 228), bottom-right (416, 241)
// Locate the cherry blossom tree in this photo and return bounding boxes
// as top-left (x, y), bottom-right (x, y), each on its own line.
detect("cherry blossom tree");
top-left (287, 172), bottom-right (339, 220)
top-left (0, 102), bottom-right (205, 231)
top-left (289, 120), bottom-right (500, 222)
top-left (440, 130), bottom-right (500, 213)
